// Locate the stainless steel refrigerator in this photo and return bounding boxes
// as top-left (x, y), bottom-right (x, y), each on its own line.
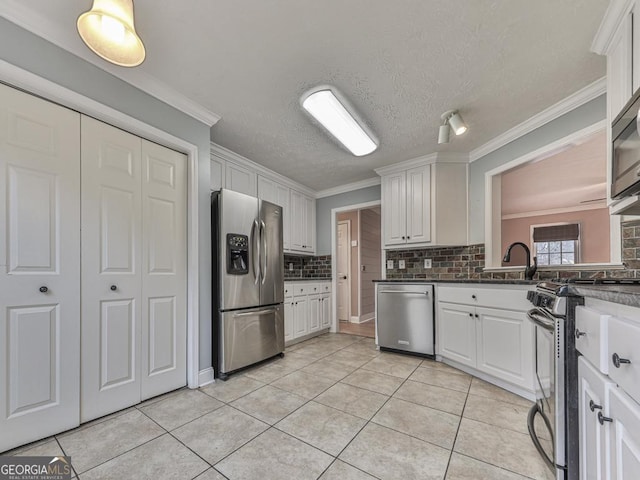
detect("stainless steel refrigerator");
top-left (211, 189), bottom-right (284, 379)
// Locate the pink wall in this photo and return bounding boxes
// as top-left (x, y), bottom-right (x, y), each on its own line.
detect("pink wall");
top-left (501, 208), bottom-right (610, 266)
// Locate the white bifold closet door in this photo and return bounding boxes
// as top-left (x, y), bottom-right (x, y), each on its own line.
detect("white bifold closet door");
top-left (80, 116), bottom-right (187, 422)
top-left (0, 83), bottom-right (81, 451)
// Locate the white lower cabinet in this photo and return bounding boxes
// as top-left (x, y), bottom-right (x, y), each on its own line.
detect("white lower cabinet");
top-left (284, 281), bottom-right (331, 345)
top-left (577, 300), bottom-right (640, 480)
top-left (436, 285), bottom-right (534, 394)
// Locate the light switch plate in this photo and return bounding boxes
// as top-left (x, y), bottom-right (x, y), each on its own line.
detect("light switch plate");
top-left (351, 240), bottom-right (358, 247)
top-left (288, 263), bottom-right (294, 271)
top-left (399, 260), bottom-right (406, 269)
top-left (386, 260), bottom-right (394, 269)
top-left (424, 259), bottom-right (432, 268)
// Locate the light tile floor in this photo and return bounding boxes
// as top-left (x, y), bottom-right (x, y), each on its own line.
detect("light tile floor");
top-left (5, 333), bottom-right (554, 480)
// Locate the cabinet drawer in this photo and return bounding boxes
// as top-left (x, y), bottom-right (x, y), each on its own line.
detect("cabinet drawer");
top-left (437, 285), bottom-right (532, 311)
top-left (320, 282), bottom-right (331, 293)
top-left (608, 316), bottom-right (640, 403)
top-left (575, 306), bottom-right (610, 375)
top-left (293, 283), bottom-right (316, 296)
top-left (307, 284), bottom-right (322, 295)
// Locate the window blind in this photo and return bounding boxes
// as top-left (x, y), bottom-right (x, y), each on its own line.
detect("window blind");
top-left (533, 223), bottom-right (580, 242)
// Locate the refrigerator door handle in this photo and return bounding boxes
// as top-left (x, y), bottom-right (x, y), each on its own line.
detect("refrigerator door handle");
top-left (252, 219), bottom-right (260, 284)
top-left (260, 220), bottom-right (267, 284)
top-left (233, 307), bottom-right (278, 317)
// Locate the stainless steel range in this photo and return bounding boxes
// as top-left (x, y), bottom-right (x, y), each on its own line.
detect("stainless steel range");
top-left (527, 281), bottom-right (582, 480)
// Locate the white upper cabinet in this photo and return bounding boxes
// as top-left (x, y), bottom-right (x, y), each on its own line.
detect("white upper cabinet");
top-left (211, 144), bottom-right (315, 255)
top-left (377, 155), bottom-right (467, 248)
top-left (210, 156), bottom-right (225, 191)
top-left (258, 175), bottom-right (291, 251)
top-left (608, 8), bottom-right (633, 119)
top-left (225, 161), bottom-right (257, 196)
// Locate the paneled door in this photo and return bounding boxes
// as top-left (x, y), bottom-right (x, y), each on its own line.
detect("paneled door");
top-left (140, 139), bottom-right (187, 400)
top-left (81, 118), bottom-right (187, 420)
top-left (0, 83), bottom-right (81, 451)
top-left (80, 116), bottom-right (143, 422)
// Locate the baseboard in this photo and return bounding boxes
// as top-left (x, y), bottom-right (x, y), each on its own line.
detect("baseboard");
top-left (198, 367), bottom-right (215, 387)
top-left (349, 313), bottom-right (374, 324)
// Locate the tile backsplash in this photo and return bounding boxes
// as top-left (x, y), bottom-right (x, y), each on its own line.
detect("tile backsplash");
top-left (284, 254), bottom-right (332, 279)
top-left (384, 221), bottom-right (640, 280)
top-left (284, 221), bottom-right (640, 281)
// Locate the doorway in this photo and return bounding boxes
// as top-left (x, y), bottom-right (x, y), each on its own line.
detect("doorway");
top-left (333, 203), bottom-right (382, 338)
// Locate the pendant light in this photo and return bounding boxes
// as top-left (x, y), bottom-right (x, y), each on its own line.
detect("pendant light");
top-left (77, 0), bottom-right (146, 67)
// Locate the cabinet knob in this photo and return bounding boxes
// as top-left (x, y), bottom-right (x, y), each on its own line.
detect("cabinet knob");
top-left (598, 411), bottom-right (613, 425)
top-left (475, 314), bottom-right (479, 318)
top-left (402, 236), bottom-right (405, 240)
top-left (110, 285), bottom-right (118, 291)
top-left (407, 236), bottom-right (410, 239)
top-left (469, 313), bottom-right (473, 317)
top-left (471, 295), bottom-right (477, 300)
top-left (575, 329), bottom-right (586, 339)
top-left (589, 400), bottom-right (602, 412)
top-left (612, 353), bottom-right (631, 368)
top-left (39, 286), bottom-right (48, 293)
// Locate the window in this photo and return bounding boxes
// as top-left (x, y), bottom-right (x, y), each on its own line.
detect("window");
top-left (532, 223), bottom-right (580, 266)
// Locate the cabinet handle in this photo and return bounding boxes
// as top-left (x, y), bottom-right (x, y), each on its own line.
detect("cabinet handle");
top-left (39, 286), bottom-right (48, 293)
top-left (469, 313), bottom-right (473, 317)
top-left (471, 295), bottom-right (477, 299)
top-left (110, 285), bottom-right (118, 291)
top-left (407, 236), bottom-right (410, 239)
top-left (575, 329), bottom-right (586, 339)
top-left (402, 236), bottom-right (405, 240)
top-left (475, 314), bottom-right (479, 318)
top-left (612, 353), bottom-right (631, 368)
top-left (589, 400), bottom-right (602, 412)
top-left (598, 411), bottom-right (613, 425)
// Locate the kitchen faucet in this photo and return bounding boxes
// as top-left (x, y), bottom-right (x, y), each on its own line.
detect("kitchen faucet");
top-left (503, 242), bottom-right (538, 280)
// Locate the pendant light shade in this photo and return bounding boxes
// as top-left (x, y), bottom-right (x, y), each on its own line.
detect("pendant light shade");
top-left (77, 0), bottom-right (146, 67)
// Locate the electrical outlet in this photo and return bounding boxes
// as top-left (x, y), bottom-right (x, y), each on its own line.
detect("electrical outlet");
top-left (288, 263), bottom-right (294, 271)
top-left (424, 259), bottom-right (432, 268)
top-left (398, 260), bottom-right (406, 269)
top-left (386, 260), bottom-right (394, 269)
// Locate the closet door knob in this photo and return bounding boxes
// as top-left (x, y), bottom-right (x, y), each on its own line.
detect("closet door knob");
top-left (110, 285), bottom-right (118, 291)
top-left (39, 286), bottom-right (48, 293)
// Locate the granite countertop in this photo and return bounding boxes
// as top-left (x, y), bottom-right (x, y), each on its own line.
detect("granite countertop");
top-left (373, 279), bottom-right (537, 285)
top-left (284, 278), bottom-right (332, 282)
top-left (567, 284), bottom-right (640, 308)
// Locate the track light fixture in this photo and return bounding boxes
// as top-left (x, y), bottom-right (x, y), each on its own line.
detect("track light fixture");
top-left (438, 110), bottom-right (468, 144)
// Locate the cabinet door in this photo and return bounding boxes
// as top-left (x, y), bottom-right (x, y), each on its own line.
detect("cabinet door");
top-left (225, 161), bottom-right (256, 196)
top-left (608, 386), bottom-right (640, 480)
top-left (304, 195), bottom-right (315, 253)
top-left (406, 165), bottom-right (431, 244)
top-left (0, 84), bottom-right (81, 452)
top-left (293, 297), bottom-right (308, 337)
top-left (308, 294), bottom-right (321, 333)
top-left (210, 156), bottom-right (225, 191)
top-left (578, 357), bottom-right (613, 480)
top-left (476, 307), bottom-right (533, 390)
top-left (290, 189), bottom-right (305, 252)
top-left (321, 294), bottom-right (332, 329)
top-left (284, 299), bottom-right (294, 342)
top-left (437, 302), bottom-right (476, 368)
top-left (609, 11), bottom-right (633, 119)
top-left (257, 175), bottom-right (277, 203)
top-left (382, 172), bottom-right (407, 246)
top-left (140, 140), bottom-right (187, 400)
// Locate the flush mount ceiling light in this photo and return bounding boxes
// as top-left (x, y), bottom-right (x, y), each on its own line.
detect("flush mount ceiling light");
top-left (77, 0), bottom-right (146, 67)
top-left (300, 86), bottom-right (378, 157)
top-left (438, 110), bottom-right (468, 144)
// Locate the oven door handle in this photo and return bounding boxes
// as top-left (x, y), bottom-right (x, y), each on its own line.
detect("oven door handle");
top-left (527, 403), bottom-right (559, 473)
top-left (527, 308), bottom-right (556, 332)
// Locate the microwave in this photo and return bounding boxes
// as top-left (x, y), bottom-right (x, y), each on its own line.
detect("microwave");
top-left (612, 89), bottom-right (640, 199)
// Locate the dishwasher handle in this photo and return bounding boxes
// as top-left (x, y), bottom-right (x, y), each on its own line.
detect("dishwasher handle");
top-left (378, 290), bottom-right (430, 296)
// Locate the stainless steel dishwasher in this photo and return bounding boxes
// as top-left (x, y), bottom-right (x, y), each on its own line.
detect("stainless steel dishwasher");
top-left (376, 283), bottom-right (434, 356)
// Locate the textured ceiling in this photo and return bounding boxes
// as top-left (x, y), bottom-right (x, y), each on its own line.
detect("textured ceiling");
top-left (501, 131), bottom-right (607, 216)
top-left (4, 1), bottom-right (607, 191)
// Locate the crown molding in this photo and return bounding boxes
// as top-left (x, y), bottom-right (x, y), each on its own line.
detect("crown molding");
top-left (210, 142), bottom-right (316, 197)
top-left (591, 0), bottom-right (635, 54)
top-left (0, 1), bottom-right (221, 127)
top-left (315, 177), bottom-right (381, 198)
top-left (374, 151), bottom-right (469, 176)
top-left (469, 77), bottom-right (607, 163)
top-left (501, 202), bottom-right (608, 220)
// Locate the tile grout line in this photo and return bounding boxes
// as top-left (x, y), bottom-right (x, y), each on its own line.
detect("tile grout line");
top-left (441, 382), bottom-right (471, 479)
top-left (453, 452), bottom-right (541, 480)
